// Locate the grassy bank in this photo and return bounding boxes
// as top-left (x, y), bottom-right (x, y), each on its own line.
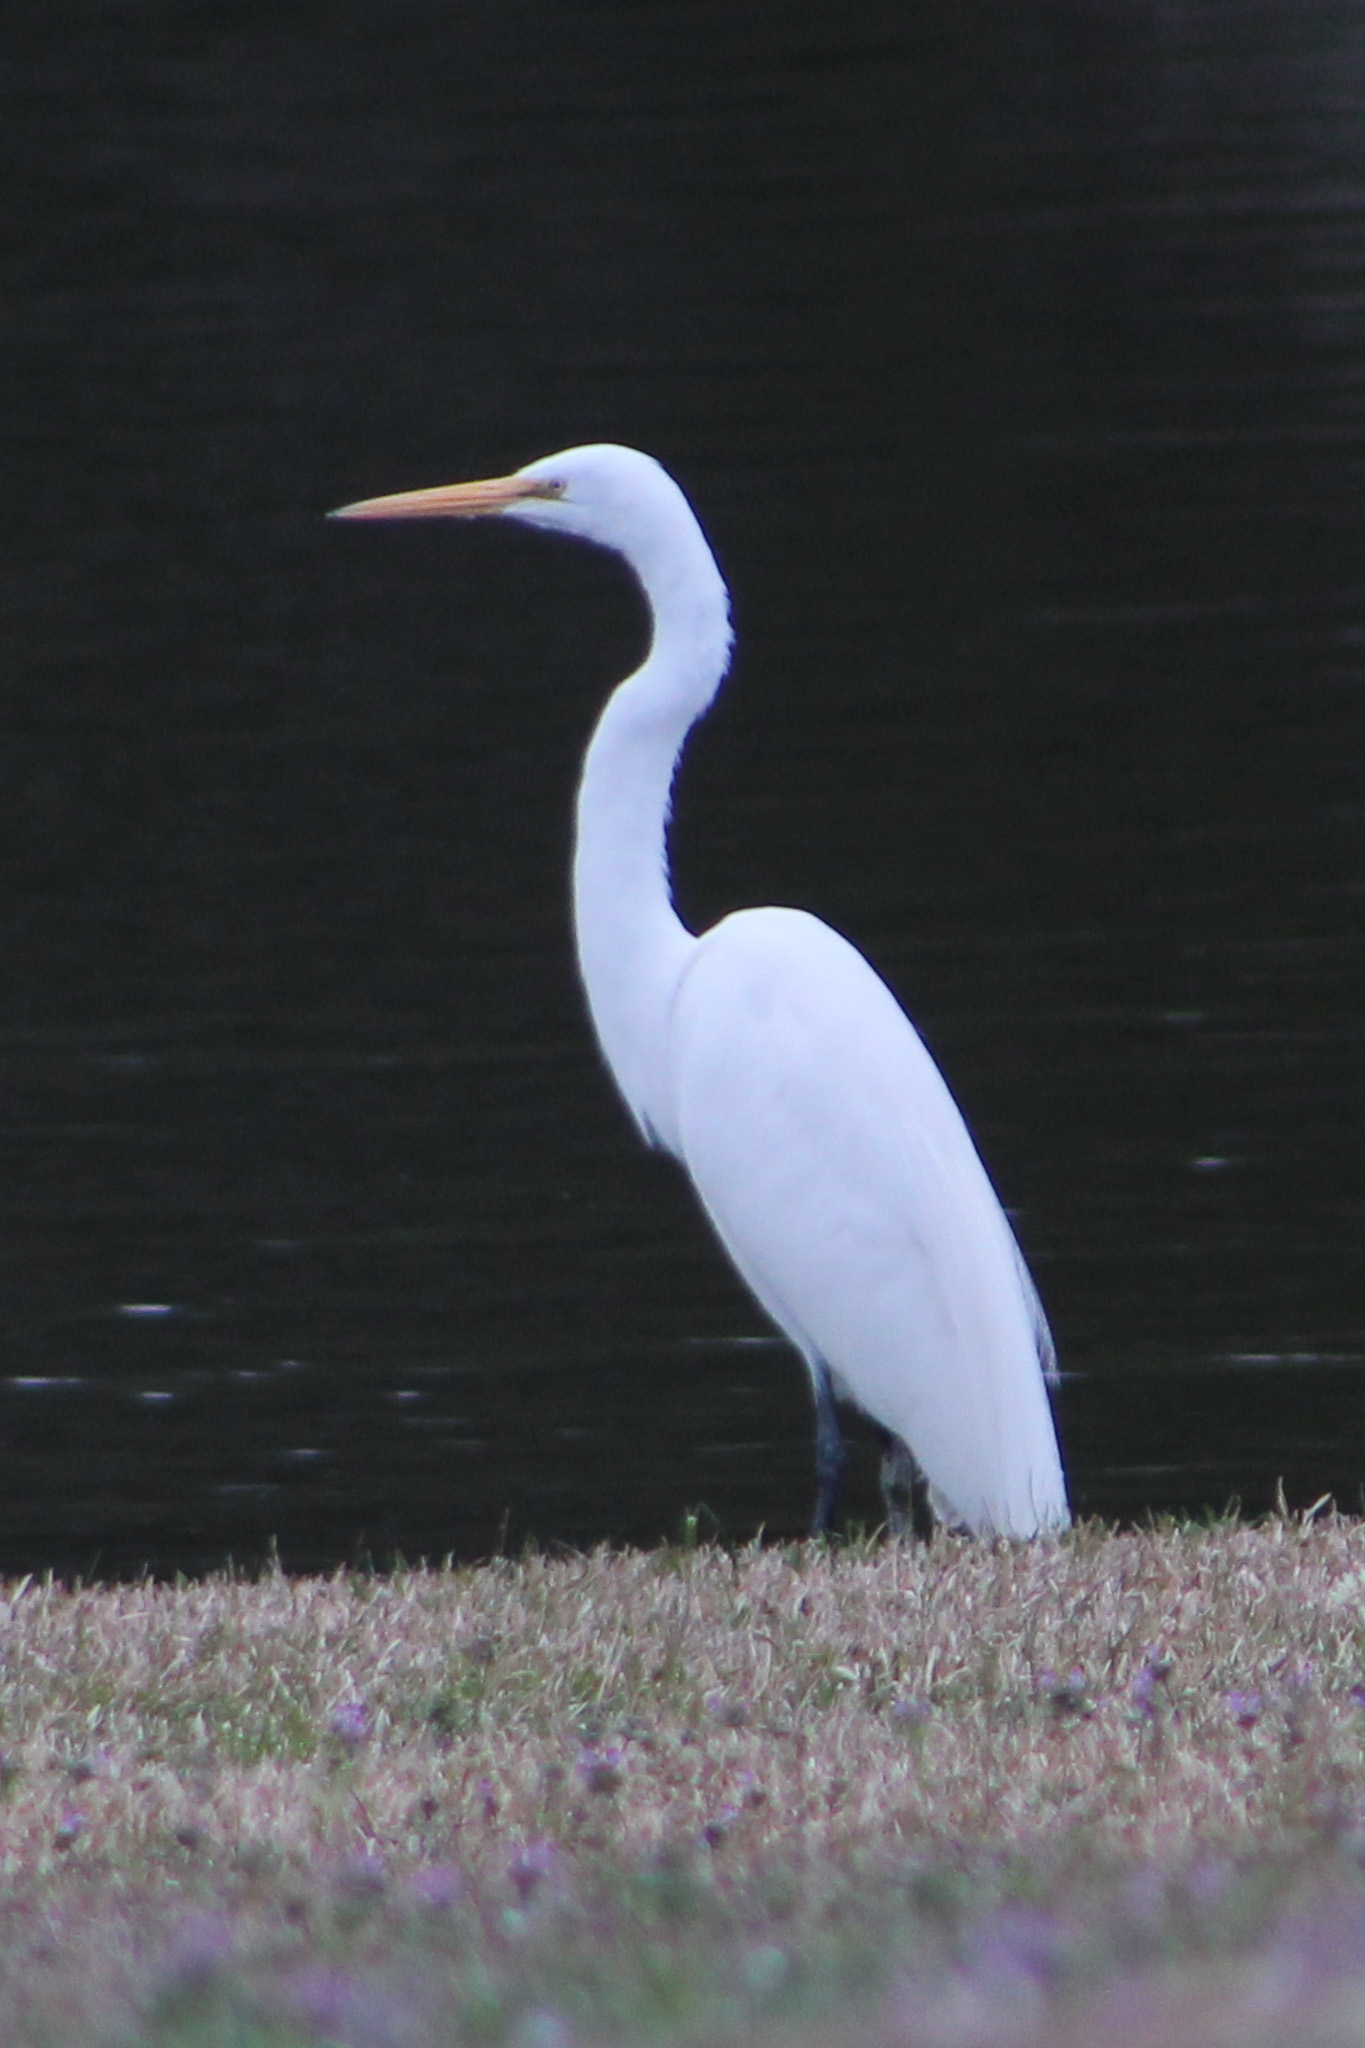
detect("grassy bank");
top-left (5, 1515), bottom-right (1365, 2043)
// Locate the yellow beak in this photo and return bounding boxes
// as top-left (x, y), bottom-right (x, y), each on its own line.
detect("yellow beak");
top-left (329, 472), bottom-right (558, 521)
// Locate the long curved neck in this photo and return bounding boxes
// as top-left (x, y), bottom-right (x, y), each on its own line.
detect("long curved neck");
top-left (572, 529), bottom-right (732, 1155)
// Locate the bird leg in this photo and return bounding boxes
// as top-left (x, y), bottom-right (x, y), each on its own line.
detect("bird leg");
top-left (876, 1428), bottom-right (936, 1542)
top-left (809, 1359), bottom-right (846, 1535)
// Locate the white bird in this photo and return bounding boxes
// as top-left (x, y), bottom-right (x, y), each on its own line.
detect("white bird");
top-left (332, 444), bottom-right (1068, 1538)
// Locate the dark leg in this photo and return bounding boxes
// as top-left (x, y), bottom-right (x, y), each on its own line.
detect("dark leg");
top-left (876, 1427), bottom-right (936, 1542)
top-left (810, 1359), bottom-right (846, 1535)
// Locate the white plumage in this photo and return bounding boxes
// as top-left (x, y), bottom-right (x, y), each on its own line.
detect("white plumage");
top-left (334, 443), bottom-right (1068, 1537)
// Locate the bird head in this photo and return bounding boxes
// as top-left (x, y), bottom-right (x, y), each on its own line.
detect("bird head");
top-left (331, 443), bottom-right (699, 563)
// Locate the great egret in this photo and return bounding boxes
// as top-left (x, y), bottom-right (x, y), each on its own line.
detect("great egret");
top-left (332, 444), bottom-right (1068, 1538)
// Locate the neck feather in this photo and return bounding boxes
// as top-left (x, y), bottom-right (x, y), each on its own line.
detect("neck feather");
top-left (572, 534), bottom-right (731, 1152)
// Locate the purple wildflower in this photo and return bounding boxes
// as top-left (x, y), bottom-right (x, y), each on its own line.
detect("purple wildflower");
top-left (1131, 1655), bottom-right (1172, 1719)
top-left (703, 1802), bottom-right (740, 1847)
top-left (1041, 1668), bottom-right (1092, 1719)
top-left (577, 1745), bottom-right (624, 1795)
top-left (407, 1864), bottom-right (462, 1911)
top-left (970, 1905), bottom-right (1067, 1987)
top-left (286, 1965), bottom-right (412, 2044)
top-left (54, 1809), bottom-right (85, 1849)
top-left (161, 1911), bottom-right (234, 1991)
top-left (704, 1693), bottom-right (750, 1728)
top-left (328, 1700), bottom-right (371, 1747)
top-left (735, 1766), bottom-right (767, 1808)
top-left (1227, 1689), bottom-right (1262, 1728)
top-left (335, 1851), bottom-right (387, 1898)
top-left (1186, 1858), bottom-right (1232, 1910)
top-left (509, 1841), bottom-right (557, 1904)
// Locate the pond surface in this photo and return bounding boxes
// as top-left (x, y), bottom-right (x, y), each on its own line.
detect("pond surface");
top-left (2, 0), bottom-right (1364, 1573)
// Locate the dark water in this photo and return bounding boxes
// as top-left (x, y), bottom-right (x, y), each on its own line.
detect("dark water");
top-left (2, 0), bottom-right (1365, 1574)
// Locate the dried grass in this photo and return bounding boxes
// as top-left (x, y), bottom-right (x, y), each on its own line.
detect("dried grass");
top-left (4, 1515), bottom-right (1365, 2042)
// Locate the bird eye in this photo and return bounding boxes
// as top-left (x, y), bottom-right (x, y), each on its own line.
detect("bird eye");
top-left (533, 477), bottom-right (567, 499)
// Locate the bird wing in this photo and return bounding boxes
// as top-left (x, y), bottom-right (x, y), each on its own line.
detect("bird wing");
top-left (666, 905), bottom-right (1066, 1534)
top-left (1009, 1228), bottom-right (1060, 1390)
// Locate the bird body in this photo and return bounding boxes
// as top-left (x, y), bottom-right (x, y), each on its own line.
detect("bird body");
top-left (670, 905), bottom-right (1063, 1535)
top-left (333, 444), bottom-right (1068, 1538)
